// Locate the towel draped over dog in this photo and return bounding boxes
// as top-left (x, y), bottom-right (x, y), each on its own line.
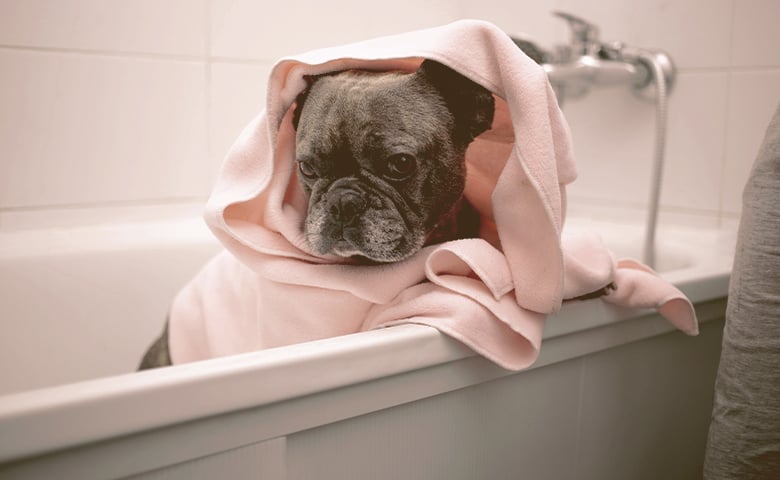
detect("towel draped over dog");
top-left (169, 20), bottom-right (697, 370)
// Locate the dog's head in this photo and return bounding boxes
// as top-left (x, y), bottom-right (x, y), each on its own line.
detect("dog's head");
top-left (292, 60), bottom-right (494, 262)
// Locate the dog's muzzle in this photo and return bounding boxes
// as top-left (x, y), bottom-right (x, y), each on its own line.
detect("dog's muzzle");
top-left (326, 188), bottom-right (367, 227)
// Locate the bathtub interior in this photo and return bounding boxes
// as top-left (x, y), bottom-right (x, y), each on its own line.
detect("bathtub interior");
top-left (562, 215), bottom-right (734, 273)
top-left (0, 212), bottom-right (735, 396)
top-left (0, 218), bottom-right (222, 395)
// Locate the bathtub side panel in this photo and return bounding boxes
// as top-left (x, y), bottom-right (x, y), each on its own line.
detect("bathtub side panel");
top-left (0, 310), bottom-right (726, 479)
top-left (576, 318), bottom-right (724, 479)
top-left (123, 438), bottom-right (286, 480)
top-left (286, 360), bottom-right (582, 480)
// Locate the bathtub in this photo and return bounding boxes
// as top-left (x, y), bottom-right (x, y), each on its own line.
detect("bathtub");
top-left (0, 210), bottom-right (735, 479)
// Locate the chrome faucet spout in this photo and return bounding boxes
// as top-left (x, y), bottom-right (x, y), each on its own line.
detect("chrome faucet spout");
top-left (510, 11), bottom-right (676, 105)
top-left (599, 41), bottom-right (676, 100)
top-left (542, 55), bottom-right (649, 101)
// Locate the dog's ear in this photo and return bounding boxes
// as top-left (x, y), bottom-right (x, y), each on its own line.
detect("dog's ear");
top-left (292, 75), bottom-right (319, 130)
top-left (417, 59), bottom-right (495, 145)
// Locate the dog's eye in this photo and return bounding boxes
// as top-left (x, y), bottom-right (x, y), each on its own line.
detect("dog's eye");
top-left (383, 154), bottom-right (416, 181)
top-left (298, 161), bottom-right (317, 179)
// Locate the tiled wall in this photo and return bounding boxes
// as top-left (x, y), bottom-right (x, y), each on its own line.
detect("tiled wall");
top-left (1, 0), bottom-right (778, 230)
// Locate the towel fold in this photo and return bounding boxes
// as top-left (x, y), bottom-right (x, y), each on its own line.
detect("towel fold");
top-left (168, 19), bottom-right (697, 370)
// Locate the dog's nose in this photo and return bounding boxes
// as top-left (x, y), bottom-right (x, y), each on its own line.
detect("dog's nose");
top-left (329, 191), bottom-right (366, 226)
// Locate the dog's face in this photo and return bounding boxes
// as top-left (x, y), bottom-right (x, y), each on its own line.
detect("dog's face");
top-left (293, 60), bottom-right (494, 263)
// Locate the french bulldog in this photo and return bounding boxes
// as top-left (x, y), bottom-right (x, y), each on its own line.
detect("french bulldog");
top-left (138, 60), bottom-right (494, 370)
top-left (292, 59), bottom-right (495, 262)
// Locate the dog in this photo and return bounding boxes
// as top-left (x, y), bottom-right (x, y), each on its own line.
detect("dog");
top-left (292, 59), bottom-right (495, 262)
top-left (138, 60), bottom-right (495, 369)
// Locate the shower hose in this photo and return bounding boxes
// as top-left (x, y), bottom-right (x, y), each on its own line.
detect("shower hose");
top-left (639, 51), bottom-right (669, 269)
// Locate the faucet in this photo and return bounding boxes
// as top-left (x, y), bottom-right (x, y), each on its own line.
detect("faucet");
top-left (511, 11), bottom-right (676, 105)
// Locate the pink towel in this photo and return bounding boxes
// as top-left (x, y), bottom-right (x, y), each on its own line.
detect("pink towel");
top-left (168, 20), bottom-right (697, 370)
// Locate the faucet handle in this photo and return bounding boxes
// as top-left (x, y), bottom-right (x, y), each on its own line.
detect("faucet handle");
top-left (552, 11), bottom-right (600, 56)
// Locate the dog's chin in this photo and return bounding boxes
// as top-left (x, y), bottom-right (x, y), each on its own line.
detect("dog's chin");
top-left (330, 240), bottom-right (366, 259)
top-left (309, 233), bottom-right (423, 264)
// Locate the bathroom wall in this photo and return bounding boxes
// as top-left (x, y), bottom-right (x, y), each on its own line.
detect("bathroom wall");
top-left (1, 0), bottom-right (778, 231)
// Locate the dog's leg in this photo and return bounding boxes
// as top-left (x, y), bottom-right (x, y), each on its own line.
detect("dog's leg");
top-left (138, 319), bottom-right (172, 370)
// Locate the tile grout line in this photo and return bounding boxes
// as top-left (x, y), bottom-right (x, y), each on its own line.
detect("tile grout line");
top-left (0, 197), bottom-right (208, 213)
top-left (2, 46), bottom-right (773, 73)
top-left (0, 44), bottom-right (278, 67)
top-left (204, 0), bottom-right (214, 186)
top-left (677, 65), bottom-right (780, 74)
top-left (0, 44), bottom-right (202, 63)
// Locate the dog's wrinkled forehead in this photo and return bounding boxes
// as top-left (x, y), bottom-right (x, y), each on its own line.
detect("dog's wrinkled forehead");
top-left (294, 70), bottom-right (453, 159)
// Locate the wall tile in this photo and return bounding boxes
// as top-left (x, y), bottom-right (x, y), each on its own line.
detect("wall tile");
top-left (556, 0), bottom-right (733, 69)
top-left (210, 0), bottom-right (461, 61)
top-left (661, 72), bottom-right (729, 212)
top-left (721, 69), bottom-right (780, 214)
top-left (0, 49), bottom-right (209, 208)
top-left (632, 0), bottom-right (733, 70)
top-left (563, 86), bottom-right (657, 208)
top-left (0, 0), bottom-right (207, 57)
top-left (209, 61), bottom-right (272, 182)
top-left (730, 0), bottom-right (780, 68)
top-left (565, 72), bottom-right (729, 215)
top-left (458, 0), bottom-right (563, 49)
